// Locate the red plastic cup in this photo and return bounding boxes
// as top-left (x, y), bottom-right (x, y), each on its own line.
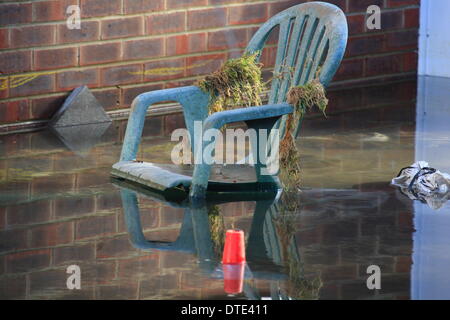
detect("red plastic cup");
top-left (223, 263), bottom-right (245, 294)
top-left (222, 229), bottom-right (246, 264)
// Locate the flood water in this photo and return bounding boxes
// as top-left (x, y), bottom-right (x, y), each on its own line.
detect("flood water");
top-left (1, 76), bottom-right (449, 300)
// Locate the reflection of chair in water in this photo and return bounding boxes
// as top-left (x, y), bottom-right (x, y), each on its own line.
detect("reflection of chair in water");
top-left (114, 179), bottom-right (319, 299)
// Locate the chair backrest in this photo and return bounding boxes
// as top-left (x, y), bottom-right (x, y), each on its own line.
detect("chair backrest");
top-left (246, 2), bottom-right (348, 105)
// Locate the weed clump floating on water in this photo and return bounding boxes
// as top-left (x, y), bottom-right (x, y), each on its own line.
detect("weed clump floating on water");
top-left (208, 205), bottom-right (225, 259)
top-left (273, 192), bottom-right (323, 299)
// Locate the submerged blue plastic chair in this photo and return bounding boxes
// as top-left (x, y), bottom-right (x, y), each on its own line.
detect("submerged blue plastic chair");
top-left (112, 2), bottom-right (348, 200)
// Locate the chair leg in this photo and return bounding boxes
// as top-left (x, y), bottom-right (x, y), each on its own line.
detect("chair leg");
top-left (245, 117), bottom-right (282, 186)
top-left (190, 162), bottom-right (211, 200)
top-left (120, 188), bottom-right (196, 252)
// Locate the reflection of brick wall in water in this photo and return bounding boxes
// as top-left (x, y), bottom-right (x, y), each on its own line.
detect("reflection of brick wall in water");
top-left (0, 105), bottom-right (414, 299)
top-left (0, 0), bottom-right (419, 126)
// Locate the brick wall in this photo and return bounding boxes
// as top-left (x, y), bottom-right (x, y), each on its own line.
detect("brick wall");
top-left (0, 0), bottom-right (419, 127)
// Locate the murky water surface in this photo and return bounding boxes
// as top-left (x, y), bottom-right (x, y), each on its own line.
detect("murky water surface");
top-left (1, 78), bottom-right (449, 300)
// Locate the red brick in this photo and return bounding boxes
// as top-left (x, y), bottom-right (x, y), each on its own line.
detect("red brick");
top-left (146, 12), bottom-right (186, 35)
top-left (0, 276), bottom-right (26, 299)
top-left (322, 264), bottom-right (358, 281)
top-left (348, 0), bottom-right (384, 12)
top-left (0, 86), bottom-right (7, 100)
top-left (377, 10), bottom-right (404, 31)
top-left (6, 249), bottom-right (51, 273)
top-left (346, 14), bottom-right (365, 35)
top-left (0, 29), bottom-right (9, 49)
top-left (0, 3), bottom-right (32, 27)
top-left (0, 50), bottom-right (32, 74)
top-left (80, 42), bottom-right (121, 66)
top-left (387, 0), bottom-right (419, 8)
top-left (167, 0), bottom-right (207, 9)
top-left (76, 170), bottom-right (110, 189)
top-left (141, 115), bottom-right (164, 136)
top-left (229, 3), bottom-right (268, 25)
top-left (124, 0), bottom-right (165, 14)
top-left (96, 235), bottom-right (136, 258)
top-left (30, 222), bottom-right (74, 247)
top-left (260, 46), bottom-right (277, 68)
top-left (0, 208), bottom-right (5, 230)
top-left (160, 250), bottom-right (192, 269)
top-left (333, 58), bottom-right (364, 81)
top-left (143, 58), bottom-right (185, 82)
top-left (207, 28), bottom-right (248, 51)
top-left (269, 0), bottom-right (305, 17)
top-left (365, 53), bottom-right (403, 77)
top-left (327, 87), bottom-right (363, 112)
top-left (395, 256), bottom-right (412, 273)
top-left (34, 47), bottom-right (78, 71)
top-left (33, 0), bottom-right (75, 22)
top-left (9, 73), bottom-right (55, 98)
top-left (92, 88), bottom-right (121, 111)
top-left (76, 214), bottom-right (116, 239)
top-left (323, 0), bottom-right (347, 12)
top-left (159, 206), bottom-right (184, 228)
top-left (118, 255), bottom-right (159, 278)
top-left (80, 0), bottom-right (122, 18)
top-left (346, 34), bottom-right (386, 57)
top-left (187, 8), bottom-right (227, 31)
top-left (31, 94), bottom-right (67, 120)
top-left (402, 52), bottom-right (418, 72)
top-left (386, 29), bottom-right (418, 50)
top-left (53, 243), bottom-right (95, 265)
top-left (404, 8), bottom-right (419, 28)
top-left (10, 25), bottom-right (55, 48)
top-left (6, 200), bottom-right (52, 226)
top-left (144, 229), bottom-right (180, 243)
top-left (123, 38), bottom-right (164, 60)
top-left (186, 54), bottom-right (225, 77)
top-left (0, 229), bottom-right (28, 252)
top-left (164, 79), bottom-right (197, 89)
top-left (97, 284), bottom-right (139, 300)
top-left (166, 33), bottom-right (207, 56)
top-left (54, 196), bottom-right (95, 218)
top-left (209, 0), bottom-right (244, 4)
top-left (100, 64), bottom-right (142, 86)
top-left (95, 193), bottom-right (122, 211)
top-left (162, 113), bottom-right (186, 134)
top-left (121, 84), bottom-right (164, 106)
top-left (57, 21), bottom-right (100, 44)
top-left (56, 69), bottom-right (99, 91)
top-left (101, 16), bottom-right (144, 40)
top-left (140, 273), bottom-right (179, 297)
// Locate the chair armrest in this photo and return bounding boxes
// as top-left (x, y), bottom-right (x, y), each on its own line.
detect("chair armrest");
top-left (120, 86), bottom-right (210, 161)
top-left (202, 103), bottom-right (293, 131)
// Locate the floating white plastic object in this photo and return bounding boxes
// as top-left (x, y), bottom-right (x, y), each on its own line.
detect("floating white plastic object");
top-left (391, 161), bottom-right (450, 210)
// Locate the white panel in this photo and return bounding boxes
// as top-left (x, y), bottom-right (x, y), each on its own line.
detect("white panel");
top-left (412, 76), bottom-right (450, 299)
top-left (419, 0), bottom-right (450, 77)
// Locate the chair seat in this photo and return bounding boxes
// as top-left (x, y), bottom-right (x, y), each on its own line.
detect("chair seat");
top-left (111, 161), bottom-right (257, 191)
